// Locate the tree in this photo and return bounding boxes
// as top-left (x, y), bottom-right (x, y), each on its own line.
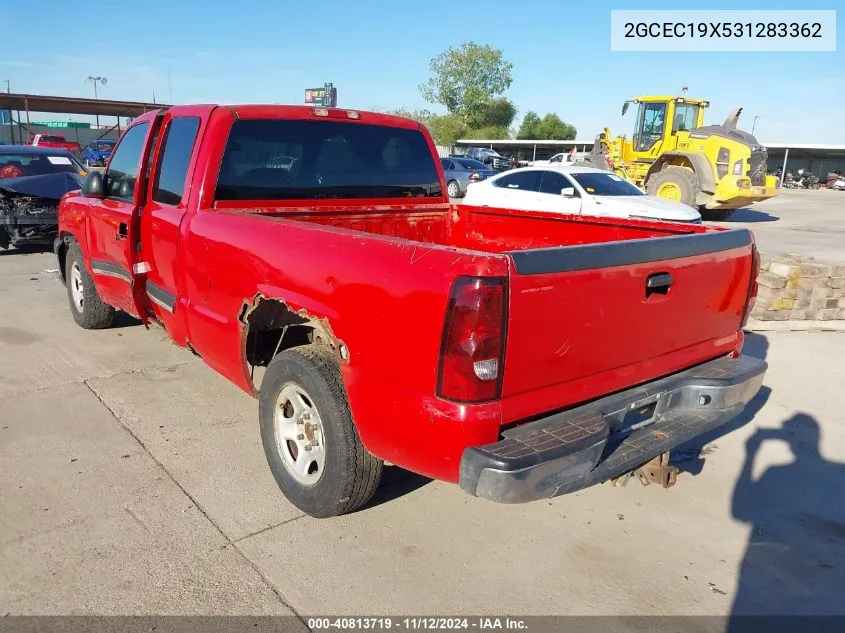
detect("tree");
top-left (420, 41), bottom-right (513, 121)
top-left (384, 108), bottom-right (432, 125)
top-left (425, 114), bottom-right (468, 147)
top-left (462, 125), bottom-right (510, 140)
top-left (536, 114), bottom-right (576, 140)
top-left (469, 98), bottom-right (517, 129)
top-left (517, 112), bottom-right (576, 140)
top-left (517, 111), bottom-right (542, 139)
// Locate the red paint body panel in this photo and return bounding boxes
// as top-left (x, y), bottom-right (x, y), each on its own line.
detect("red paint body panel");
top-left (57, 104), bottom-right (756, 484)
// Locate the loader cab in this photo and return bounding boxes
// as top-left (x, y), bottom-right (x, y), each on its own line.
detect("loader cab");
top-left (623, 96), bottom-right (708, 160)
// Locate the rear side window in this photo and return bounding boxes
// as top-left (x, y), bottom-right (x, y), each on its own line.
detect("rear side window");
top-left (216, 119), bottom-right (441, 200)
top-left (492, 170), bottom-right (540, 191)
top-left (153, 116), bottom-right (200, 205)
top-left (105, 123), bottom-right (149, 200)
top-left (538, 171), bottom-right (573, 195)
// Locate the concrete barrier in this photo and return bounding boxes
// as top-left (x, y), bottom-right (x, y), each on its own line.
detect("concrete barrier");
top-left (752, 253), bottom-right (845, 321)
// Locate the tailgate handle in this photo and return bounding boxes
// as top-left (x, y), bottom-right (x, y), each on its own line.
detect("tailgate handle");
top-left (646, 272), bottom-right (673, 297)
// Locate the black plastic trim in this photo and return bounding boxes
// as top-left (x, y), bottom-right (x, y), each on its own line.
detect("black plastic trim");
top-left (508, 228), bottom-right (752, 275)
top-left (90, 259), bottom-right (131, 283)
top-left (146, 280), bottom-right (176, 313)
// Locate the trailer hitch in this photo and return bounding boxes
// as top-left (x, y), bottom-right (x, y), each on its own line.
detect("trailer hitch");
top-left (612, 452), bottom-right (679, 489)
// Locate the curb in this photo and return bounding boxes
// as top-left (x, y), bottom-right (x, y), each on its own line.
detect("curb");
top-left (745, 319), bottom-right (845, 333)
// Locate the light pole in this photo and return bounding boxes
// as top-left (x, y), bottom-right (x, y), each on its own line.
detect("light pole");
top-left (86, 76), bottom-right (107, 127)
top-left (751, 115), bottom-right (760, 136)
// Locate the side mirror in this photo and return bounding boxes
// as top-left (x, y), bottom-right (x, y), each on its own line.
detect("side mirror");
top-left (80, 171), bottom-right (104, 198)
top-left (622, 102), bottom-right (630, 116)
top-left (561, 187), bottom-right (576, 197)
top-left (118, 179), bottom-right (134, 200)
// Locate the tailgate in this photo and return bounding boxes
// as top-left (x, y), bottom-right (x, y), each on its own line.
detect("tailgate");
top-left (500, 229), bottom-right (754, 423)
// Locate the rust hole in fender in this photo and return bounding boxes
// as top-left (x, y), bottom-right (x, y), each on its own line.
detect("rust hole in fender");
top-left (238, 294), bottom-right (349, 391)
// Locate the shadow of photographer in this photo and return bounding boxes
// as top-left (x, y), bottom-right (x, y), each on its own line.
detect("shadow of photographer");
top-left (729, 413), bottom-right (845, 619)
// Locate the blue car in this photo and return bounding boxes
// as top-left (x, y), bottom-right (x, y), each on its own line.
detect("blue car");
top-left (81, 140), bottom-right (116, 167)
top-left (440, 157), bottom-right (497, 199)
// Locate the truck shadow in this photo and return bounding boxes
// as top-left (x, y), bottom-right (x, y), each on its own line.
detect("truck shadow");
top-left (0, 244), bottom-right (54, 256)
top-left (728, 412), bottom-right (845, 620)
top-left (363, 467), bottom-right (431, 511)
top-left (670, 332), bottom-right (771, 476)
top-left (112, 311), bottom-right (143, 329)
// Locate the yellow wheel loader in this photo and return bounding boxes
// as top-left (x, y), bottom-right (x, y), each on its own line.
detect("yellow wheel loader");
top-left (577, 96), bottom-right (778, 220)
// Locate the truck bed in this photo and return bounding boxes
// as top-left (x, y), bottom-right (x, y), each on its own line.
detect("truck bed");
top-left (250, 203), bottom-right (702, 252)
top-left (222, 202), bottom-right (754, 428)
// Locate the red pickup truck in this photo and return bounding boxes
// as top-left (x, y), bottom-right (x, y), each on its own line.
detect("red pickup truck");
top-left (30, 134), bottom-right (82, 155)
top-left (55, 105), bottom-right (766, 517)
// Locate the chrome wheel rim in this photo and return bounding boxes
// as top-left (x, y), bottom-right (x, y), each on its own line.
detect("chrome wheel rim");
top-left (273, 382), bottom-right (326, 486)
top-left (70, 262), bottom-right (84, 313)
top-left (448, 181), bottom-right (459, 198)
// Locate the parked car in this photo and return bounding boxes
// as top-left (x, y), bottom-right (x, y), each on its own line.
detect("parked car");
top-left (463, 165), bottom-right (702, 223)
top-left (440, 157), bottom-right (497, 198)
top-left (81, 139), bottom-right (117, 167)
top-left (57, 104), bottom-right (764, 517)
top-left (463, 147), bottom-right (511, 171)
top-left (0, 146), bottom-right (87, 248)
top-left (29, 134), bottom-right (82, 155)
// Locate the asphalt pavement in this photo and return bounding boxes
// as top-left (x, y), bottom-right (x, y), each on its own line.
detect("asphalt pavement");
top-left (1, 199), bottom-right (844, 618)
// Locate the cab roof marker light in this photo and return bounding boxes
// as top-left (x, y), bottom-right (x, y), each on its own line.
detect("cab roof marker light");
top-left (347, 110), bottom-right (360, 119)
top-left (313, 108), bottom-right (329, 117)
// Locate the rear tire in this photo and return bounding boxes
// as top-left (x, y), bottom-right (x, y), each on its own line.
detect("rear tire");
top-left (447, 180), bottom-right (461, 199)
top-left (259, 345), bottom-right (383, 518)
top-left (646, 166), bottom-right (699, 208)
top-left (65, 242), bottom-right (115, 329)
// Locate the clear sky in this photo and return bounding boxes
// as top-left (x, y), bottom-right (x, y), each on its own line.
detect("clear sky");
top-left (1, 0), bottom-right (841, 143)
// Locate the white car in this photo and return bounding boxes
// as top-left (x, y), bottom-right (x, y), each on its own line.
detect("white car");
top-left (462, 165), bottom-right (701, 223)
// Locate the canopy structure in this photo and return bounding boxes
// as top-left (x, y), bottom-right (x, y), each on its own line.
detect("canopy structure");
top-left (0, 93), bottom-right (167, 119)
top-left (0, 92), bottom-right (170, 145)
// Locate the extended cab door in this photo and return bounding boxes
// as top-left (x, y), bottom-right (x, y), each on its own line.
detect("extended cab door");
top-left (138, 107), bottom-right (209, 339)
top-left (84, 116), bottom-right (160, 316)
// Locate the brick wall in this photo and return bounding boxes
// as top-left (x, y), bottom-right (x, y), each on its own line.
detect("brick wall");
top-left (752, 254), bottom-right (845, 321)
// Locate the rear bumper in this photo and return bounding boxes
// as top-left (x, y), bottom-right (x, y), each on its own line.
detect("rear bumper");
top-left (459, 355), bottom-right (767, 503)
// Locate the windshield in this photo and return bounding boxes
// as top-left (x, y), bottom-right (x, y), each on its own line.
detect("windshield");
top-left (0, 152), bottom-right (86, 179)
top-left (216, 119), bottom-right (441, 200)
top-left (570, 172), bottom-right (643, 196)
top-left (453, 158), bottom-right (488, 170)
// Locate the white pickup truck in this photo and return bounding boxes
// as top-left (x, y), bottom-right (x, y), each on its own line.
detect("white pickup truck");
top-left (528, 151), bottom-right (588, 167)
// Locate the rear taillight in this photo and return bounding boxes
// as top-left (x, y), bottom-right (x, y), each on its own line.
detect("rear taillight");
top-left (437, 277), bottom-right (507, 403)
top-left (740, 243), bottom-right (760, 329)
top-left (469, 172), bottom-right (481, 181)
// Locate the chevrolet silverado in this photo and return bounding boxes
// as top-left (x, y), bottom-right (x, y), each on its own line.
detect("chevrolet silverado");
top-left (56, 105), bottom-right (766, 517)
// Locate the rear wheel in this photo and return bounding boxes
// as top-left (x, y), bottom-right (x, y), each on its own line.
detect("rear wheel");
top-left (65, 242), bottom-right (115, 329)
top-left (647, 166), bottom-right (699, 208)
top-left (447, 180), bottom-right (461, 199)
top-left (259, 345), bottom-right (383, 518)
